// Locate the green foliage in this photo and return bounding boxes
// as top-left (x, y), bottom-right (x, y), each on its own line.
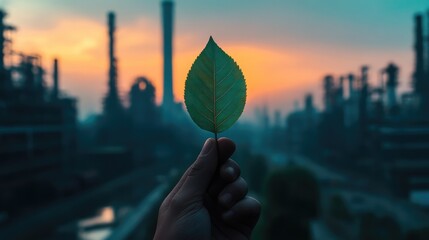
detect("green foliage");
top-left (358, 213), bottom-right (402, 240)
top-left (246, 154), bottom-right (268, 194)
top-left (184, 36), bottom-right (246, 133)
top-left (266, 214), bottom-right (311, 240)
top-left (265, 166), bottom-right (320, 219)
top-left (329, 194), bottom-right (352, 221)
top-left (260, 166), bottom-right (320, 240)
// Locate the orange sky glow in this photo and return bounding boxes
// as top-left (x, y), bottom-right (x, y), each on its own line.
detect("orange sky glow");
top-left (7, 6), bottom-right (415, 120)
top-left (11, 17), bottom-right (322, 117)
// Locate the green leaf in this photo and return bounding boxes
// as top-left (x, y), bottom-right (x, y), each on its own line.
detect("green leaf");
top-left (184, 36), bottom-right (247, 133)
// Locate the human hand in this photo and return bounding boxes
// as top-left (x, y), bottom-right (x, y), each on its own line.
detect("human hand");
top-left (154, 138), bottom-right (261, 240)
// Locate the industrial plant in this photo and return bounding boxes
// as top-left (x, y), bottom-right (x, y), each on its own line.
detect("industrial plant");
top-left (0, 1), bottom-right (429, 240)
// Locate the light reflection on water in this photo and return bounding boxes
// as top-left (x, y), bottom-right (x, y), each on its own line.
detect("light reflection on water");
top-left (78, 207), bottom-right (115, 240)
top-left (79, 229), bottom-right (112, 240)
top-left (79, 207), bottom-right (115, 228)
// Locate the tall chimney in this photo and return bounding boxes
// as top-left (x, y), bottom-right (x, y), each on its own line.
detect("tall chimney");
top-left (0, 10), bottom-right (6, 72)
top-left (52, 58), bottom-right (59, 99)
top-left (0, 9), bottom-right (15, 97)
top-left (360, 65), bottom-right (369, 88)
top-left (338, 76), bottom-right (344, 102)
top-left (414, 14), bottom-right (425, 94)
top-left (359, 66), bottom-right (369, 133)
top-left (348, 74), bottom-right (355, 99)
top-left (305, 94), bottom-right (313, 111)
top-left (162, 0), bottom-right (174, 116)
top-left (102, 11), bottom-right (123, 117)
top-left (385, 63), bottom-right (399, 110)
top-left (426, 9), bottom-right (429, 74)
top-left (323, 75), bottom-right (334, 111)
top-left (108, 11), bottom-right (116, 94)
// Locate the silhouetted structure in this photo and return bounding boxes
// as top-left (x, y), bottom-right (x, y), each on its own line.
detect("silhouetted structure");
top-left (0, 9), bottom-right (15, 99)
top-left (129, 77), bottom-right (158, 126)
top-left (344, 74), bottom-right (359, 128)
top-left (384, 63), bottom-right (399, 114)
top-left (414, 14), bottom-right (429, 115)
top-left (104, 12), bottom-right (123, 117)
top-left (128, 77), bottom-right (162, 164)
top-left (162, 0), bottom-right (175, 121)
top-left (378, 123), bottom-right (429, 198)
top-left (90, 9), bottom-right (193, 169)
top-left (98, 11), bottom-right (128, 146)
top-left (52, 58), bottom-right (59, 100)
top-left (323, 75), bottom-right (335, 111)
top-left (0, 10), bottom-right (77, 220)
top-left (286, 10), bottom-right (429, 200)
top-left (358, 66), bottom-right (369, 138)
top-left (286, 94), bottom-right (318, 156)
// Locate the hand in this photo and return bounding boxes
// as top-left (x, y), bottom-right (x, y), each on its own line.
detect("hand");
top-left (154, 138), bottom-right (261, 240)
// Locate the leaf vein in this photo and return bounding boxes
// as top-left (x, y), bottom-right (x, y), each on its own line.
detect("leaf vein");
top-left (215, 97), bottom-right (235, 119)
top-left (215, 59), bottom-right (229, 76)
top-left (216, 79), bottom-right (239, 102)
top-left (192, 105), bottom-right (215, 125)
top-left (217, 66), bottom-right (235, 86)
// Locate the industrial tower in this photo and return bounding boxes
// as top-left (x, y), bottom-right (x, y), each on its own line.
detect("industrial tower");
top-left (103, 11), bottom-right (124, 119)
top-left (162, 0), bottom-right (175, 121)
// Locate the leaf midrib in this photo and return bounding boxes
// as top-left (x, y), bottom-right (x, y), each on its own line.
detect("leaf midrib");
top-left (212, 43), bottom-right (218, 133)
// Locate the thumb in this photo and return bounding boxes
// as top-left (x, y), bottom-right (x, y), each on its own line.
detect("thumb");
top-left (178, 138), bottom-right (218, 200)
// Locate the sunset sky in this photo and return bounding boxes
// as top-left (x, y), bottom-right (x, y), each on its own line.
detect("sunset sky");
top-left (1, 0), bottom-right (428, 120)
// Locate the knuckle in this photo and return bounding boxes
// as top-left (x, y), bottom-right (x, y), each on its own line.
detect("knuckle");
top-left (169, 196), bottom-right (185, 209)
top-left (238, 177), bottom-right (248, 193)
top-left (159, 199), bottom-right (168, 210)
top-left (221, 159), bottom-right (241, 180)
top-left (228, 159), bottom-right (240, 175)
top-left (187, 161), bottom-right (203, 177)
top-left (232, 160), bottom-right (241, 176)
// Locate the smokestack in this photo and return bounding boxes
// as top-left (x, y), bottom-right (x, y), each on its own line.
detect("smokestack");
top-left (162, 0), bottom-right (174, 114)
top-left (414, 14), bottom-right (425, 94)
top-left (348, 74), bottom-right (355, 99)
top-left (108, 11), bottom-right (116, 91)
top-left (338, 76), bottom-right (344, 101)
top-left (102, 11), bottom-right (123, 116)
top-left (339, 76), bottom-right (344, 88)
top-left (305, 94), bottom-right (313, 111)
top-left (52, 58), bottom-right (59, 99)
top-left (359, 66), bottom-right (369, 130)
top-left (385, 63), bottom-right (399, 110)
top-left (360, 65), bottom-right (369, 88)
top-left (0, 10), bottom-right (6, 72)
top-left (323, 75), bottom-right (334, 111)
top-left (0, 9), bottom-right (15, 96)
top-left (425, 9), bottom-right (429, 73)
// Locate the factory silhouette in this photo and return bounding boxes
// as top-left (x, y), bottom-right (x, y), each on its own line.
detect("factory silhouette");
top-left (286, 12), bottom-right (429, 198)
top-left (1, 1), bottom-right (429, 239)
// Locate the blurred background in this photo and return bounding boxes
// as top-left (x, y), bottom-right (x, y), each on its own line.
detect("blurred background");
top-left (0, 0), bottom-right (429, 239)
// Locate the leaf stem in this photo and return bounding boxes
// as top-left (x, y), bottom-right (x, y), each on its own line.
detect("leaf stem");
top-left (207, 132), bottom-right (221, 200)
top-left (214, 132), bottom-right (220, 160)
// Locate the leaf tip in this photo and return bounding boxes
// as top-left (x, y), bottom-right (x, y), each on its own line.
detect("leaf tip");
top-left (208, 36), bottom-right (216, 44)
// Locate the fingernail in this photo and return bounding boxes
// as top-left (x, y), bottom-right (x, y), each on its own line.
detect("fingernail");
top-left (201, 138), bottom-right (215, 155)
top-left (225, 167), bottom-right (234, 177)
top-left (219, 193), bottom-right (232, 206)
